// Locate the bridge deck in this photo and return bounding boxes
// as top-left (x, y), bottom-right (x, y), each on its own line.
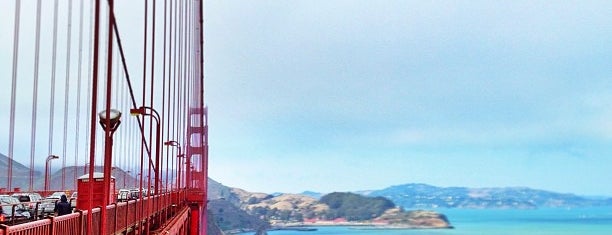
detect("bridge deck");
top-left (0, 191), bottom-right (190, 235)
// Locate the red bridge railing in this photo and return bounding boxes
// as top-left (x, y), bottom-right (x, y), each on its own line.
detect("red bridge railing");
top-left (0, 191), bottom-right (188, 235)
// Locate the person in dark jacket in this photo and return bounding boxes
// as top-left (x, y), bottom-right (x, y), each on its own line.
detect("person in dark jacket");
top-left (54, 195), bottom-right (72, 216)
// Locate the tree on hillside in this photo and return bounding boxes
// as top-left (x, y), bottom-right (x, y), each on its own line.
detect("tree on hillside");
top-left (319, 192), bottom-right (395, 221)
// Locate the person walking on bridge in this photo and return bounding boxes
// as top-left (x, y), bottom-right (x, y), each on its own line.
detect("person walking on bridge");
top-left (54, 195), bottom-right (72, 216)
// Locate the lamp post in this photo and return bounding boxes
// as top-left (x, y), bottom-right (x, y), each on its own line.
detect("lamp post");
top-left (44, 155), bottom-right (59, 192)
top-left (164, 141), bottom-right (183, 190)
top-left (130, 106), bottom-right (161, 196)
top-left (130, 106), bottom-right (161, 222)
top-left (98, 109), bottom-right (121, 201)
top-left (97, 109), bottom-right (121, 235)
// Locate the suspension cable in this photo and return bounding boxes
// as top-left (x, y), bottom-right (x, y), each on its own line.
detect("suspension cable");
top-left (48, 0), bottom-right (60, 189)
top-left (109, 11), bottom-right (155, 172)
top-left (62, 0), bottom-right (74, 191)
top-left (29, 0), bottom-right (43, 192)
top-left (162, 0), bottom-right (169, 193)
top-left (74, 0), bottom-right (85, 188)
top-left (7, 0), bottom-right (22, 191)
top-left (140, 1), bottom-right (148, 230)
top-left (85, 0), bottom-right (94, 176)
top-left (150, 0), bottom-right (160, 214)
top-left (86, 0), bottom-right (102, 232)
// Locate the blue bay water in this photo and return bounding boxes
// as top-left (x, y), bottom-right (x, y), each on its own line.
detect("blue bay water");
top-left (242, 207), bottom-right (612, 235)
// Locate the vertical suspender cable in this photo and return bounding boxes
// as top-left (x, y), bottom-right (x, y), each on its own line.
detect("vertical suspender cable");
top-left (62, 0), bottom-right (74, 191)
top-left (49, 0), bottom-right (60, 190)
top-left (113, 49), bottom-right (121, 169)
top-left (140, 0), bottom-right (148, 232)
top-left (29, 0), bottom-right (43, 192)
top-left (7, 0), bottom-right (22, 191)
top-left (176, 0), bottom-right (182, 148)
top-left (100, 0), bottom-right (115, 233)
top-left (177, 0), bottom-right (183, 163)
top-left (150, 0), bottom-right (159, 215)
top-left (184, 0), bottom-right (190, 171)
top-left (172, 0), bottom-right (178, 187)
top-left (119, 60), bottom-right (125, 173)
top-left (110, 13), bottom-right (154, 185)
top-left (85, 0), bottom-right (94, 175)
top-left (87, 0), bottom-right (102, 233)
top-left (178, 0), bottom-right (184, 178)
top-left (181, 1), bottom-right (193, 152)
top-left (108, 3), bottom-right (155, 192)
top-left (49, 0), bottom-right (59, 154)
top-left (162, 0), bottom-right (169, 193)
top-left (167, 0), bottom-right (176, 191)
top-left (74, 0), bottom-right (85, 188)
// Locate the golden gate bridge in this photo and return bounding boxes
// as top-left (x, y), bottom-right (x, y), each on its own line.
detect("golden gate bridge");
top-left (1, 0), bottom-right (208, 234)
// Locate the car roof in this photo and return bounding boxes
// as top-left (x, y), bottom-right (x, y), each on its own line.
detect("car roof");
top-left (11, 192), bottom-right (41, 196)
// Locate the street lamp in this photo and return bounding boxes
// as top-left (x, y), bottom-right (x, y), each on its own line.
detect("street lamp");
top-left (164, 140), bottom-right (183, 190)
top-left (44, 155), bottom-right (59, 192)
top-left (98, 109), bottom-right (122, 132)
top-left (96, 109), bottom-right (121, 235)
top-left (98, 109), bottom-right (122, 202)
top-left (130, 107), bottom-right (161, 194)
top-left (130, 106), bottom-right (162, 217)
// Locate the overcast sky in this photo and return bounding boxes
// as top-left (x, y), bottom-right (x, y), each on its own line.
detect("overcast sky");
top-left (2, 1), bottom-right (612, 196)
top-left (204, 0), bottom-right (612, 196)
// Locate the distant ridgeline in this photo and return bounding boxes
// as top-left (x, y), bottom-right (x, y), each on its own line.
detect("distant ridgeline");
top-left (204, 181), bottom-right (612, 233)
top-left (207, 184), bottom-right (452, 233)
top-left (365, 183), bottom-right (612, 209)
top-left (0, 153), bottom-right (42, 190)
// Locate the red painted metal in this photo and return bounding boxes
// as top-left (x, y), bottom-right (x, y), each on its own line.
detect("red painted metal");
top-left (0, 192), bottom-right (184, 235)
top-left (1, 0), bottom-right (206, 233)
top-left (1, 219), bottom-right (51, 235)
top-left (152, 206), bottom-right (189, 235)
top-left (185, 106), bottom-right (207, 235)
top-left (86, 0), bottom-right (102, 233)
top-left (51, 213), bottom-right (80, 235)
top-left (100, 0), bottom-right (116, 234)
top-left (189, 205), bottom-right (199, 235)
top-left (76, 173), bottom-right (115, 213)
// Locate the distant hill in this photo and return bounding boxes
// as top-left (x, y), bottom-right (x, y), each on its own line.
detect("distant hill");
top-left (40, 166), bottom-right (138, 192)
top-left (299, 191), bottom-right (323, 199)
top-left (208, 199), bottom-right (269, 233)
top-left (367, 183), bottom-right (612, 209)
top-left (0, 153), bottom-right (41, 190)
top-left (319, 192), bottom-right (395, 220)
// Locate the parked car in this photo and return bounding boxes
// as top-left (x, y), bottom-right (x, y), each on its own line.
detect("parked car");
top-left (41, 192), bottom-right (68, 215)
top-left (70, 192), bottom-right (77, 208)
top-left (1, 195), bottom-right (31, 224)
top-left (129, 188), bottom-right (144, 199)
top-left (11, 192), bottom-right (43, 218)
top-left (117, 189), bottom-right (130, 202)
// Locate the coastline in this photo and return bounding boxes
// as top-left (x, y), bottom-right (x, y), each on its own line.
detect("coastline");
top-left (271, 221), bottom-right (454, 229)
top-left (228, 222), bottom-right (453, 234)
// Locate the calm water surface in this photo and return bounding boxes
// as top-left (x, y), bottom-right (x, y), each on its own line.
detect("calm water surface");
top-left (240, 207), bottom-right (612, 235)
